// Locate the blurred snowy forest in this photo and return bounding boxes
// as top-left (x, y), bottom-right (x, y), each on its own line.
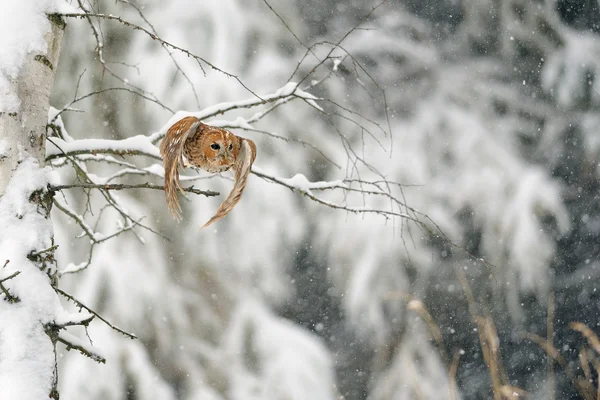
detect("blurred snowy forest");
top-left (5, 0), bottom-right (600, 398)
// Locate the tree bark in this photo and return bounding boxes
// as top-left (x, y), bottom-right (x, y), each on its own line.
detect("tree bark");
top-left (0, 13), bottom-right (65, 400)
top-left (0, 14), bottom-right (65, 195)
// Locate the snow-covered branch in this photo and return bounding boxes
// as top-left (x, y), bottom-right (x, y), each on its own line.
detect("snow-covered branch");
top-left (0, 264), bottom-right (21, 303)
top-left (52, 182), bottom-right (218, 197)
top-left (46, 135), bottom-right (161, 160)
top-left (252, 167), bottom-right (420, 223)
top-left (56, 332), bottom-right (106, 364)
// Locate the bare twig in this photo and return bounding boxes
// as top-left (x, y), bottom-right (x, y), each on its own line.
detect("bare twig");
top-left (116, 0), bottom-right (201, 108)
top-left (51, 183), bottom-right (218, 197)
top-left (46, 136), bottom-right (160, 161)
top-left (53, 314), bottom-right (95, 329)
top-left (55, 287), bottom-right (137, 339)
top-left (58, 11), bottom-right (263, 100)
top-left (0, 270), bottom-right (20, 284)
top-left (56, 333), bottom-right (106, 364)
top-left (0, 270), bottom-right (21, 303)
top-left (53, 87), bottom-right (174, 122)
top-left (28, 245), bottom-right (59, 259)
top-left (223, 126), bottom-right (341, 169)
top-left (252, 168), bottom-right (421, 224)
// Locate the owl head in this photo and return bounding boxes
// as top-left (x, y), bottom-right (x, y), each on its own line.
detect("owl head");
top-left (199, 126), bottom-right (241, 172)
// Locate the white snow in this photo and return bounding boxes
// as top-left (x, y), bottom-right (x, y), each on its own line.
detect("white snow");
top-left (0, 159), bottom-right (59, 399)
top-left (0, 140), bottom-right (8, 159)
top-left (276, 172), bottom-right (346, 193)
top-left (0, 0), bottom-right (71, 112)
top-left (542, 31), bottom-right (600, 108)
top-left (148, 82), bottom-right (321, 143)
top-left (279, 173), bottom-right (312, 192)
top-left (45, 1), bottom-right (585, 399)
top-left (54, 308), bottom-right (93, 327)
top-left (208, 117), bottom-right (255, 130)
top-left (225, 299), bottom-right (337, 400)
top-left (59, 331), bottom-right (106, 363)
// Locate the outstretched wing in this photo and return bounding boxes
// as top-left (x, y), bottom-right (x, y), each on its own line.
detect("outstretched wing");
top-left (201, 137), bottom-right (257, 229)
top-left (160, 116), bottom-right (202, 220)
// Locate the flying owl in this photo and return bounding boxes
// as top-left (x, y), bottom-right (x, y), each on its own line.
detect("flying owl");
top-left (159, 116), bottom-right (257, 229)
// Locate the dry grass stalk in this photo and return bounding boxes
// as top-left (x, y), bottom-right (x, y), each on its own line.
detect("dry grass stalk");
top-left (547, 292), bottom-right (555, 400)
top-left (524, 332), bottom-right (595, 400)
top-left (570, 322), bottom-right (600, 355)
top-left (385, 292), bottom-right (448, 363)
top-left (385, 291), bottom-right (456, 396)
top-left (593, 359), bottom-right (600, 400)
top-left (570, 322), bottom-right (600, 399)
top-left (453, 266), bottom-right (527, 399)
top-left (475, 316), bottom-right (504, 400)
top-left (449, 350), bottom-right (462, 400)
top-left (499, 385), bottom-right (527, 399)
top-left (407, 299), bottom-right (444, 353)
top-left (579, 347), bottom-right (592, 383)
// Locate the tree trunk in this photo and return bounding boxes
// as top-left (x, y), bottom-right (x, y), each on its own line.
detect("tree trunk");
top-left (0, 13), bottom-right (65, 400)
top-left (0, 14), bottom-right (64, 193)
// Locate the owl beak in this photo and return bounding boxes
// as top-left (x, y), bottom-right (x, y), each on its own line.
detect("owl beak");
top-left (217, 149), bottom-right (232, 163)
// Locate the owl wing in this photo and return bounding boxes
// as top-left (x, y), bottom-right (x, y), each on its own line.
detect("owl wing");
top-left (201, 137), bottom-right (257, 229)
top-left (160, 116), bottom-right (203, 220)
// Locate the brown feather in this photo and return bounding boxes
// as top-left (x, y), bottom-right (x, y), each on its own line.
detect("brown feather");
top-left (201, 138), bottom-right (257, 229)
top-left (160, 116), bottom-right (257, 228)
top-left (159, 116), bottom-right (202, 220)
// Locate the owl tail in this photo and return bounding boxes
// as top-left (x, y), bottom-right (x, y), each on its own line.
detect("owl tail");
top-left (201, 137), bottom-right (257, 229)
top-left (159, 116), bottom-right (202, 220)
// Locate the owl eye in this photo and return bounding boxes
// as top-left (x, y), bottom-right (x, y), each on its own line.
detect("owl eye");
top-left (210, 143), bottom-right (220, 150)
top-left (228, 144), bottom-right (233, 151)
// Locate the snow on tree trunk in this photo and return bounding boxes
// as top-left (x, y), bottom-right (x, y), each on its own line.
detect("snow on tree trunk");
top-left (0, 6), bottom-right (66, 400)
top-left (0, 15), bottom-right (64, 191)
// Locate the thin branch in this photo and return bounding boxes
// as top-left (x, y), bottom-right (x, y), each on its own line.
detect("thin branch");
top-left (55, 287), bottom-right (137, 339)
top-left (53, 314), bottom-right (95, 329)
top-left (53, 198), bottom-right (140, 244)
top-left (59, 240), bottom-right (98, 276)
top-left (58, 11), bottom-right (263, 100)
top-left (52, 199), bottom-right (98, 242)
top-left (292, 1), bottom-right (387, 89)
top-left (46, 136), bottom-right (161, 161)
top-left (76, 0), bottom-right (104, 64)
top-left (53, 87), bottom-right (174, 122)
top-left (226, 126), bottom-right (341, 169)
top-left (49, 137), bottom-right (171, 243)
top-left (260, 0), bottom-right (312, 53)
top-left (0, 270), bottom-right (20, 284)
top-left (56, 333), bottom-right (106, 364)
top-left (0, 270), bottom-right (21, 303)
top-left (116, 0), bottom-right (201, 108)
top-left (28, 245), bottom-right (59, 259)
top-left (251, 168), bottom-right (424, 224)
top-left (51, 183), bottom-right (218, 197)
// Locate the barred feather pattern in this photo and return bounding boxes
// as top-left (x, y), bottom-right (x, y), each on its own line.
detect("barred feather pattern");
top-left (201, 137), bottom-right (257, 229)
top-left (159, 117), bottom-right (202, 220)
top-left (159, 116), bottom-right (257, 228)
